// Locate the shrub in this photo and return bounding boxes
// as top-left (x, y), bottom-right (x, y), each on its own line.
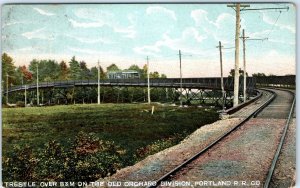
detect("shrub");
top-left (2, 132), bottom-right (125, 183)
top-left (135, 133), bottom-right (186, 160)
top-left (16, 101), bottom-right (25, 107)
top-left (64, 132), bottom-right (125, 182)
top-left (3, 145), bottom-right (38, 181)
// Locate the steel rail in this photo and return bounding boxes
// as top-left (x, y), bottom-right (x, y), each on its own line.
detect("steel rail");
top-left (263, 89), bottom-right (295, 188)
top-left (148, 89), bottom-right (276, 188)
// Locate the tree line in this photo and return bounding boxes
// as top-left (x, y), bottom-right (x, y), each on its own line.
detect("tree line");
top-left (2, 53), bottom-right (170, 105)
top-left (2, 53), bottom-right (167, 88)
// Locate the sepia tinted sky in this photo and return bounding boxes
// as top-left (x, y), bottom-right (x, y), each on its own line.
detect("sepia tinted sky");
top-left (1, 3), bottom-right (296, 77)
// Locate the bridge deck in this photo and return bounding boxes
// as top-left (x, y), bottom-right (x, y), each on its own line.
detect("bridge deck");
top-left (6, 77), bottom-right (256, 93)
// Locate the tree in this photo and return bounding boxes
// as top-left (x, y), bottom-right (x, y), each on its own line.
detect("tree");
top-left (252, 73), bottom-right (266, 77)
top-left (59, 61), bottom-right (69, 80)
top-left (127, 64), bottom-right (141, 72)
top-left (29, 59), bottom-right (60, 82)
top-left (150, 71), bottom-right (160, 78)
top-left (90, 66), bottom-right (106, 80)
top-left (141, 64), bottom-right (148, 79)
top-left (79, 61), bottom-right (90, 80)
top-left (69, 56), bottom-right (81, 80)
top-left (2, 53), bottom-right (17, 86)
top-left (229, 68), bottom-right (248, 77)
top-left (106, 64), bottom-right (120, 72)
top-left (28, 59), bottom-right (39, 81)
top-left (16, 65), bottom-right (33, 84)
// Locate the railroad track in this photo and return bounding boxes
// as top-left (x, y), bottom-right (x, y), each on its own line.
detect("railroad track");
top-left (148, 88), bottom-right (295, 188)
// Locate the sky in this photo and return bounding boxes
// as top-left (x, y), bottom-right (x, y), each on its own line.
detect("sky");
top-left (1, 3), bottom-right (296, 78)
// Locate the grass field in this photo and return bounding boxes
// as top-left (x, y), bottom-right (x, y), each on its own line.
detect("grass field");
top-left (3, 103), bottom-right (219, 173)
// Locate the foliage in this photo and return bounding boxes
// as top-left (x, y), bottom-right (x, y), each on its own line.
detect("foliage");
top-left (3, 53), bottom-right (168, 104)
top-left (29, 59), bottom-right (60, 82)
top-left (3, 104), bottom-right (219, 182)
top-left (228, 68), bottom-right (248, 77)
top-left (59, 61), bottom-right (69, 80)
top-left (3, 132), bottom-right (125, 182)
top-left (135, 133), bottom-right (186, 160)
top-left (252, 72), bottom-right (266, 77)
top-left (90, 66), bottom-right (106, 80)
top-left (2, 53), bottom-right (17, 86)
top-left (69, 56), bottom-right (81, 80)
top-left (106, 64), bottom-right (120, 72)
top-left (3, 145), bottom-right (38, 181)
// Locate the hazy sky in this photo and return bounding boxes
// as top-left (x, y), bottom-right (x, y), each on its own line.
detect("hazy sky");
top-left (1, 3), bottom-right (296, 77)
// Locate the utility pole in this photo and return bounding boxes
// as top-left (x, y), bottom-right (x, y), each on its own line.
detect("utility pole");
top-left (227, 4), bottom-right (288, 106)
top-left (36, 64), bottom-right (39, 106)
top-left (6, 73), bottom-right (8, 104)
top-left (227, 3), bottom-right (249, 106)
top-left (24, 85), bottom-right (27, 107)
top-left (147, 56), bottom-right (151, 104)
top-left (97, 60), bottom-right (101, 104)
top-left (22, 76), bottom-right (27, 107)
top-left (179, 50), bottom-right (183, 107)
top-left (241, 29), bottom-right (248, 102)
top-left (240, 29), bottom-right (266, 102)
top-left (217, 41), bottom-right (225, 110)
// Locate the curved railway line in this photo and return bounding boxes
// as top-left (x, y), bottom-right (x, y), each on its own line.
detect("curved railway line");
top-left (147, 88), bottom-right (295, 188)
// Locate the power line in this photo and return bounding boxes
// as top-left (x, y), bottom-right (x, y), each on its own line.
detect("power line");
top-left (242, 7), bottom-right (289, 11)
top-left (266, 11), bottom-right (282, 39)
top-left (227, 3), bottom-right (289, 107)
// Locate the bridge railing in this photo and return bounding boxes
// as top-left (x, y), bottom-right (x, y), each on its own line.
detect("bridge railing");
top-left (255, 75), bottom-right (295, 88)
top-left (5, 77), bottom-right (257, 93)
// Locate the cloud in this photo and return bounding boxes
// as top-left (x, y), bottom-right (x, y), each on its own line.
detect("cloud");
top-left (191, 9), bottom-right (215, 27)
top-left (68, 46), bottom-right (118, 56)
top-left (33, 7), bottom-right (55, 16)
top-left (133, 27), bottom-right (207, 56)
top-left (68, 19), bottom-right (104, 28)
top-left (113, 25), bottom-right (136, 39)
top-left (66, 34), bottom-right (112, 44)
top-left (72, 8), bottom-right (136, 39)
top-left (2, 21), bottom-right (32, 28)
top-left (16, 47), bottom-right (35, 53)
top-left (146, 6), bottom-right (177, 21)
top-left (248, 29), bottom-right (271, 38)
top-left (74, 8), bottom-right (113, 22)
top-left (191, 10), bottom-right (238, 45)
top-left (262, 12), bottom-right (295, 33)
top-left (247, 49), bottom-right (295, 75)
top-left (21, 27), bottom-right (54, 40)
top-left (268, 38), bottom-right (295, 45)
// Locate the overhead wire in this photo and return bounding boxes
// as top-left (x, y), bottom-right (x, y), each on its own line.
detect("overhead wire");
top-left (265, 11), bottom-right (282, 39)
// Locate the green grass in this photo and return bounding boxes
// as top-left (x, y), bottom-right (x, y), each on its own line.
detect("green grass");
top-left (3, 103), bottom-right (219, 164)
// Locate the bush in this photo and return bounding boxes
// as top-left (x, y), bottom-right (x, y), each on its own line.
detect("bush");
top-left (2, 132), bottom-right (126, 183)
top-left (3, 145), bottom-right (38, 181)
top-left (64, 132), bottom-right (125, 182)
top-left (16, 101), bottom-right (25, 107)
top-left (135, 133), bottom-right (186, 160)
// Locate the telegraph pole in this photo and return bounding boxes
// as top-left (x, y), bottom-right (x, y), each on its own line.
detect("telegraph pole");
top-left (147, 56), bottom-right (151, 104)
top-left (36, 63), bottom-right (39, 106)
top-left (24, 85), bottom-right (27, 107)
top-left (227, 4), bottom-right (288, 106)
top-left (241, 29), bottom-right (248, 102)
top-left (6, 73), bottom-right (8, 104)
top-left (22, 76), bottom-right (27, 107)
top-left (97, 60), bottom-right (101, 104)
top-left (179, 50), bottom-right (183, 107)
top-left (217, 41), bottom-right (225, 110)
top-left (227, 3), bottom-right (249, 106)
top-left (240, 29), bottom-right (266, 102)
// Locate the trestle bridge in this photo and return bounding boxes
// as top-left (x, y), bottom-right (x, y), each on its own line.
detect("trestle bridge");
top-left (4, 75), bottom-right (295, 108)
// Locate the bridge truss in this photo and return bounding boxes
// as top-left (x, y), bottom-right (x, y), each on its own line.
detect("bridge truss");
top-left (4, 77), bottom-right (257, 108)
